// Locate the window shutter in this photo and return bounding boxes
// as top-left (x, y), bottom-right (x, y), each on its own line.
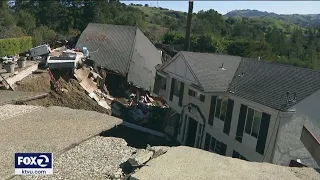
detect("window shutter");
top-left (204, 133), bottom-right (211, 151)
top-left (235, 104), bottom-right (248, 142)
top-left (169, 78), bottom-right (175, 101)
top-left (208, 96), bottom-right (217, 125)
top-left (178, 82), bottom-right (184, 106)
top-left (220, 142), bottom-right (227, 156)
top-left (210, 137), bottom-right (216, 151)
top-left (223, 99), bottom-right (234, 135)
top-left (256, 112), bottom-right (271, 155)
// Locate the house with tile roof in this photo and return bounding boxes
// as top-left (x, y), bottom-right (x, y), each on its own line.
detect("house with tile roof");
top-left (76, 23), bottom-right (162, 92)
top-left (153, 51), bottom-right (320, 168)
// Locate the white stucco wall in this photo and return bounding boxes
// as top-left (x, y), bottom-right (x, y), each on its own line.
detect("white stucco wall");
top-left (272, 89), bottom-right (320, 168)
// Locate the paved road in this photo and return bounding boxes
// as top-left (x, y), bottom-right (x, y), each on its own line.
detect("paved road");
top-left (0, 105), bottom-right (122, 179)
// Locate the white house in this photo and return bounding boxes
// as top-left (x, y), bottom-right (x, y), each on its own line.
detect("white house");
top-left (153, 51), bottom-right (320, 168)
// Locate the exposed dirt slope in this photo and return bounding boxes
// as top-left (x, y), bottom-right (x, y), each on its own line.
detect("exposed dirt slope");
top-left (15, 70), bottom-right (110, 114)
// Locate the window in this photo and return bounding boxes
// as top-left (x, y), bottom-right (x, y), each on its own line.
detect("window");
top-left (204, 133), bottom-right (211, 151)
top-left (173, 79), bottom-right (181, 96)
top-left (188, 89), bottom-right (205, 102)
top-left (159, 76), bottom-right (166, 90)
top-left (154, 74), bottom-right (166, 94)
top-left (232, 150), bottom-right (247, 161)
top-left (244, 107), bottom-right (262, 138)
top-left (214, 96), bottom-right (228, 121)
top-left (207, 135), bottom-right (227, 156)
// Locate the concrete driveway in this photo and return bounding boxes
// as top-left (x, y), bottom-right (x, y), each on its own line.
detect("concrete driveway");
top-left (0, 105), bottom-right (122, 179)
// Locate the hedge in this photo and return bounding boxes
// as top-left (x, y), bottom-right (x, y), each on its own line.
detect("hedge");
top-left (0, 36), bottom-right (33, 57)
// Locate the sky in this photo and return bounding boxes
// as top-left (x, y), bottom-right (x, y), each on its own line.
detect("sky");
top-left (124, 1), bottom-right (320, 15)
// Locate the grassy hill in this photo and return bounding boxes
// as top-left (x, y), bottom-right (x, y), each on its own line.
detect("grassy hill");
top-left (225, 10), bottom-right (320, 28)
top-left (133, 5), bottom-right (307, 39)
top-left (132, 5), bottom-right (188, 43)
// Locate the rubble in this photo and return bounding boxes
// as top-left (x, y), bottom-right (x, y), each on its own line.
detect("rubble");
top-left (128, 149), bottom-right (154, 166)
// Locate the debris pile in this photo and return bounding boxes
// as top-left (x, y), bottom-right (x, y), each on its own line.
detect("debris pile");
top-left (3, 43), bottom-right (168, 131)
top-left (7, 44), bottom-right (112, 114)
top-left (111, 92), bottom-right (169, 131)
top-left (74, 66), bottom-right (112, 110)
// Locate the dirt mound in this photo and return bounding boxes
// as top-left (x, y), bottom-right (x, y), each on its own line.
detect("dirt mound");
top-left (15, 72), bottom-right (51, 92)
top-left (16, 70), bottom-right (110, 114)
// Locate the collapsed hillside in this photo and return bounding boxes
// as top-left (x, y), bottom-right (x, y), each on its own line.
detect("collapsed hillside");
top-left (15, 70), bottom-right (110, 114)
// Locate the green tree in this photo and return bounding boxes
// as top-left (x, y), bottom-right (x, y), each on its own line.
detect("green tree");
top-left (33, 25), bottom-right (57, 45)
top-left (16, 10), bottom-right (36, 34)
top-left (163, 31), bottom-right (185, 45)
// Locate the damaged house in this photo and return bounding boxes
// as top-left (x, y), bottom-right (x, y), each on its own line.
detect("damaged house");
top-left (153, 51), bottom-right (320, 168)
top-left (76, 23), bottom-right (162, 95)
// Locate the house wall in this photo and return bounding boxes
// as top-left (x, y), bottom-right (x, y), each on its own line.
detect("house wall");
top-left (128, 28), bottom-right (162, 91)
top-left (202, 94), bottom-right (279, 162)
top-left (272, 89), bottom-right (320, 168)
top-left (175, 84), bottom-right (211, 145)
top-left (163, 54), bottom-right (199, 86)
top-left (156, 70), bottom-right (280, 162)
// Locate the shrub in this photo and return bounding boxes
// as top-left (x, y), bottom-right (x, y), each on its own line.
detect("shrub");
top-left (0, 36), bottom-right (33, 56)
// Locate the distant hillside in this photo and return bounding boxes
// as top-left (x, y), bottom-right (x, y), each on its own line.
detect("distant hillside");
top-left (132, 5), bottom-right (303, 37)
top-left (225, 10), bottom-right (320, 28)
top-left (133, 6), bottom-right (304, 34)
top-left (130, 5), bottom-right (320, 70)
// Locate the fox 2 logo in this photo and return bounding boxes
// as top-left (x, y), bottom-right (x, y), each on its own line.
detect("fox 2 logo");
top-left (15, 153), bottom-right (53, 169)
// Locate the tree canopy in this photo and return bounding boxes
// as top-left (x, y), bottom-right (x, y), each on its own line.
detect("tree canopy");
top-left (0, 1), bottom-right (319, 69)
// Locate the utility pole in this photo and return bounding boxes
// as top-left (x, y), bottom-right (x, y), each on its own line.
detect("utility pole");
top-left (184, 0), bottom-right (193, 51)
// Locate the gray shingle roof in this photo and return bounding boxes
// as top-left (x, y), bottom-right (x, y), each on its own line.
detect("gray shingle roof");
top-left (76, 23), bottom-right (162, 91)
top-left (76, 23), bottom-right (136, 75)
top-left (228, 58), bottom-right (320, 111)
top-left (161, 51), bottom-right (320, 111)
top-left (180, 51), bottom-right (242, 92)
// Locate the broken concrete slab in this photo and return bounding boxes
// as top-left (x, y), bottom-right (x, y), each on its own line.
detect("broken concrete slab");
top-left (25, 137), bottom-right (136, 180)
top-left (128, 149), bottom-right (154, 166)
top-left (130, 146), bottom-right (320, 180)
top-left (0, 105), bottom-right (122, 179)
